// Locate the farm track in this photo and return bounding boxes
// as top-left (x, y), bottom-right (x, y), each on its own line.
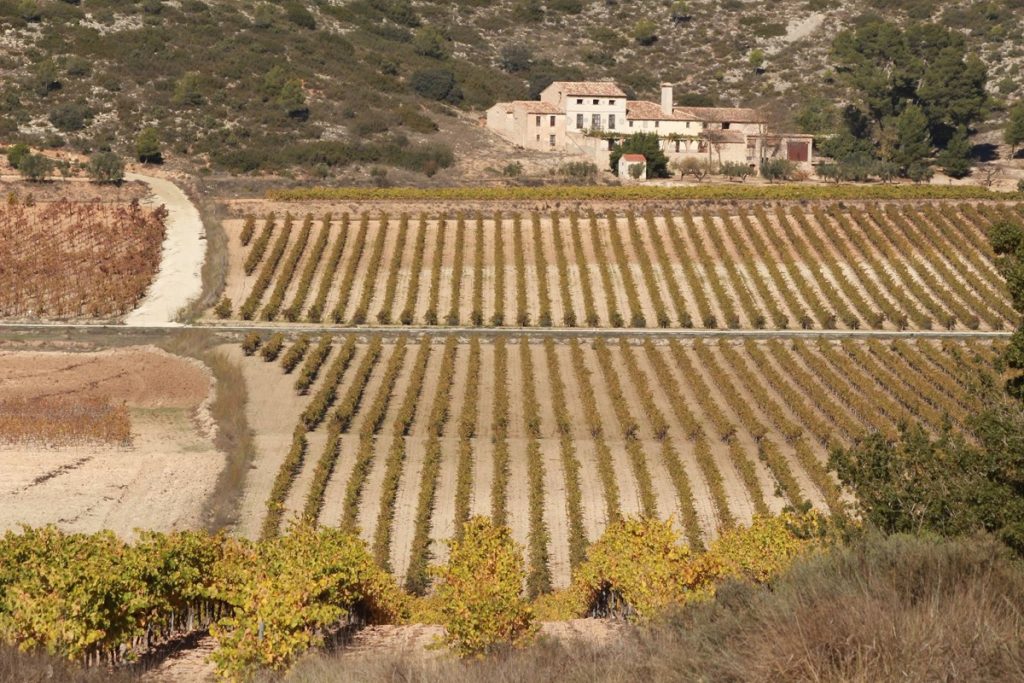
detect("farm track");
top-left (0, 321), bottom-right (1010, 340)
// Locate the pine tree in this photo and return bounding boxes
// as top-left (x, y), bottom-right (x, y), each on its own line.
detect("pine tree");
top-left (888, 104), bottom-right (931, 176)
top-left (1006, 102), bottom-right (1024, 156)
top-left (937, 126), bottom-right (973, 178)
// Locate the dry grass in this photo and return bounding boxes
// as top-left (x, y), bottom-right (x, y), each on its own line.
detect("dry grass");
top-left (283, 534), bottom-right (1024, 683)
top-left (0, 396), bottom-right (131, 447)
top-left (159, 330), bottom-right (255, 532)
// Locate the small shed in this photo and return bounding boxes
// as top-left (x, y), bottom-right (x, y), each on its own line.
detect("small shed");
top-left (618, 153), bottom-right (647, 180)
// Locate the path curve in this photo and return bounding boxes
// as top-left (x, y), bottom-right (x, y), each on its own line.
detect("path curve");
top-left (123, 172), bottom-right (206, 326)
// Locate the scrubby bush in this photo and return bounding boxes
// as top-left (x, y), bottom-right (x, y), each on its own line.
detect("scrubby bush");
top-left (409, 68), bottom-right (461, 103)
top-left (214, 297), bottom-right (232, 319)
top-left (241, 332), bottom-right (262, 356)
top-left (760, 158), bottom-right (796, 182)
top-left (721, 161), bottom-right (753, 182)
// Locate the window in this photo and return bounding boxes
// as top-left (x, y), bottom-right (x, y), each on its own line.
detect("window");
top-left (576, 113), bottom-right (584, 129)
top-left (550, 115), bottom-right (556, 126)
top-left (629, 120), bottom-right (634, 128)
top-left (702, 122), bottom-right (708, 129)
top-left (686, 121), bottom-right (691, 129)
top-left (592, 113), bottom-right (602, 130)
top-left (536, 134), bottom-right (540, 141)
top-left (675, 140), bottom-right (681, 152)
top-left (723, 122), bottom-right (731, 129)
top-left (655, 120), bottom-right (660, 128)
top-left (593, 99), bottom-right (599, 105)
top-left (576, 98), bottom-right (583, 104)
top-left (549, 134), bottom-right (556, 147)
top-left (608, 114), bottom-right (616, 130)
top-left (609, 99), bottom-right (616, 105)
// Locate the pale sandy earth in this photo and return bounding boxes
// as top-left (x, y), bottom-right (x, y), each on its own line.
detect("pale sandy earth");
top-left (207, 204), bottom-right (1014, 332)
top-left (0, 347), bottom-right (221, 536)
top-left (123, 173), bottom-right (205, 326)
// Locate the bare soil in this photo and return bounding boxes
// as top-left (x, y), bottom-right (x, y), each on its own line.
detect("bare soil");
top-left (0, 346), bottom-right (221, 536)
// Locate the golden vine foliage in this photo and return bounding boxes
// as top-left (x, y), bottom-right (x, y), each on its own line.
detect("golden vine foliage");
top-left (433, 517), bottom-right (536, 658)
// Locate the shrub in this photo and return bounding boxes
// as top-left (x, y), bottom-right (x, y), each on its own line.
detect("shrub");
top-left (760, 158), bottom-right (796, 182)
top-left (283, 1), bottom-right (315, 29)
top-left (5, 143), bottom-right (30, 170)
top-left (632, 19), bottom-right (658, 45)
top-left (241, 332), bottom-right (262, 356)
top-left (409, 68), bottom-right (461, 103)
top-left (671, 156), bottom-right (715, 181)
top-left (48, 102), bottom-right (92, 132)
top-left (435, 517), bottom-right (536, 657)
top-left (136, 127), bottom-right (162, 164)
top-left (17, 154), bottom-right (52, 182)
top-left (412, 25), bottom-right (450, 59)
top-left (721, 161), bottom-right (753, 182)
top-left (502, 161), bottom-right (523, 177)
top-left (214, 297), bottom-right (232, 319)
top-left (86, 151), bottom-right (124, 184)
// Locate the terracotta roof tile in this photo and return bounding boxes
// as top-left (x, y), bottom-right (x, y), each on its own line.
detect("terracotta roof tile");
top-left (675, 106), bottom-right (764, 123)
top-left (549, 81), bottom-right (627, 97)
top-left (621, 154), bottom-right (647, 162)
top-left (626, 100), bottom-right (691, 121)
top-left (510, 100), bottom-right (563, 114)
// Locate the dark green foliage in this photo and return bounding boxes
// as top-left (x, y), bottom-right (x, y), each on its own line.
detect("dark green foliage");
top-left (609, 132), bottom-right (669, 178)
top-left (499, 45), bottom-right (531, 73)
top-left (831, 408), bottom-right (1024, 554)
top-left (48, 101), bottom-right (92, 132)
top-left (284, 1), bottom-right (315, 29)
top-left (886, 103), bottom-right (931, 173)
top-left (412, 25), bottom-right (450, 59)
top-left (86, 151), bottom-right (124, 184)
top-left (136, 127), bottom-right (162, 164)
top-left (4, 142), bottom-right (30, 169)
top-left (1006, 101), bottom-right (1024, 154)
top-left (409, 68), bottom-right (461, 103)
top-left (936, 125), bottom-right (973, 178)
top-left (16, 153), bottom-right (52, 181)
top-left (832, 19), bottom-right (988, 146)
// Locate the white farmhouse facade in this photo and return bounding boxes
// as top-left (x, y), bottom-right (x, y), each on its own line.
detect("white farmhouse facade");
top-left (486, 81), bottom-right (813, 174)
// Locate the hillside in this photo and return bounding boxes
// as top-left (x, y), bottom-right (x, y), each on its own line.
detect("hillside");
top-left (1, 0), bottom-right (1022, 181)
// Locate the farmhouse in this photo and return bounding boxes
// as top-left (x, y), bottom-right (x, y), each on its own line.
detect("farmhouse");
top-left (486, 81), bottom-right (813, 173)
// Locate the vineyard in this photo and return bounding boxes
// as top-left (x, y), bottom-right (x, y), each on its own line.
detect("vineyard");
top-left (214, 202), bottom-right (1020, 331)
top-left (0, 200), bottom-right (167, 319)
top-left (0, 396), bottom-right (131, 447)
top-left (232, 333), bottom-right (1001, 591)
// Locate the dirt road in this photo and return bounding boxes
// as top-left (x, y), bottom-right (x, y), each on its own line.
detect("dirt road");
top-left (123, 173), bottom-right (206, 326)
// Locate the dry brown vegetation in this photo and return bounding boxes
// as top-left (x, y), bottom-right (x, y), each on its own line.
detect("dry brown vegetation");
top-left (235, 333), bottom-right (1001, 591)
top-left (0, 199), bottom-right (166, 320)
top-left (213, 202), bottom-right (1020, 331)
top-left (0, 395), bottom-right (131, 447)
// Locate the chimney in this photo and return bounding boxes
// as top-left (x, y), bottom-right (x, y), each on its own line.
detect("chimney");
top-left (661, 83), bottom-right (673, 116)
